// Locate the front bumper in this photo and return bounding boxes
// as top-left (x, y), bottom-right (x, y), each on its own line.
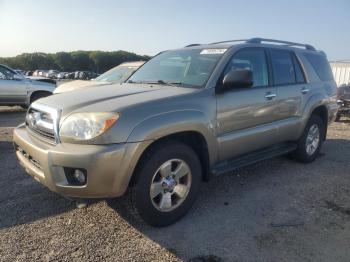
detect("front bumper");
top-left (13, 124), bottom-right (151, 198)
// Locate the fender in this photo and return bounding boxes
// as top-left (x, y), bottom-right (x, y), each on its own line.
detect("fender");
top-left (127, 109), bottom-right (219, 165)
top-left (298, 92), bottom-right (329, 138)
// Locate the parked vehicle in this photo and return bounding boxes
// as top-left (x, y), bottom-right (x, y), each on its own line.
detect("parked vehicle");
top-left (65, 72), bottom-right (75, 79)
top-left (45, 70), bottom-right (60, 79)
top-left (25, 71), bottom-right (33, 76)
top-left (13, 38), bottom-right (338, 226)
top-left (33, 69), bottom-right (46, 77)
top-left (0, 64), bottom-right (55, 107)
top-left (57, 72), bottom-right (67, 80)
top-left (54, 61), bottom-right (144, 94)
top-left (335, 84), bottom-right (350, 121)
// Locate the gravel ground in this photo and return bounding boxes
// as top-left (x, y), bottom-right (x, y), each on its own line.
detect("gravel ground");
top-left (0, 106), bottom-right (350, 262)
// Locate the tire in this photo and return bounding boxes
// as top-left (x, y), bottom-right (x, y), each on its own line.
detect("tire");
top-left (30, 92), bottom-right (51, 104)
top-left (132, 141), bottom-right (202, 227)
top-left (293, 115), bottom-right (324, 163)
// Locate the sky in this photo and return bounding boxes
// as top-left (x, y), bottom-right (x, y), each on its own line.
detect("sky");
top-left (0, 0), bottom-right (349, 60)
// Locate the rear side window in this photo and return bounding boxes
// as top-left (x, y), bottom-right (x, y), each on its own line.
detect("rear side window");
top-left (270, 49), bottom-right (295, 85)
top-left (303, 53), bottom-right (333, 81)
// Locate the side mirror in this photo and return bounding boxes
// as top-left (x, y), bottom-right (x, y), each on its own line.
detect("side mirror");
top-left (219, 69), bottom-right (253, 92)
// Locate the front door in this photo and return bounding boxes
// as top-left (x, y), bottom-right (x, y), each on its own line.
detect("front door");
top-left (216, 47), bottom-right (278, 161)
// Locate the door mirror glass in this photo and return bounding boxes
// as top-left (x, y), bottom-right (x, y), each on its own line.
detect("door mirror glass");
top-left (222, 69), bottom-right (253, 90)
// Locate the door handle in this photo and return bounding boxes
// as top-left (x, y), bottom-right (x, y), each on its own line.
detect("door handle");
top-left (265, 92), bottom-right (276, 100)
top-left (301, 87), bottom-right (309, 94)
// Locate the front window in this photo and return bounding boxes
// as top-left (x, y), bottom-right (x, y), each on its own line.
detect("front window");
top-left (95, 66), bottom-right (137, 83)
top-left (128, 48), bottom-right (227, 87)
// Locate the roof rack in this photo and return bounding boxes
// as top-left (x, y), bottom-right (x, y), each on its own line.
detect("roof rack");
top-left (246, 38), bottom-right (316, 51)
top-left (207, 38), bottom-right (316, 51)
top-left (209, 39), bottom-right (249, 45)
top-left (184, 44), bottom-right (201, 47)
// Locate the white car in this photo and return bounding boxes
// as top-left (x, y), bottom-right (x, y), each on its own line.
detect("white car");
top-left (0, 64), bottom-right (55, 107)
top-left (53, 61), bottom-right (144, 94)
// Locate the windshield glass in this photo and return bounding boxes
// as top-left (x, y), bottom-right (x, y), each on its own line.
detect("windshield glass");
top-left (95, 66), bottom-right (137, 83)
top-left (128, 48), bottom-right (226, 87)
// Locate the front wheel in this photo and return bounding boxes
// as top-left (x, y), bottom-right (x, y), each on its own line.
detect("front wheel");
top-left (132, 142), bottom-right (202, 227)
top-left (293, 115), bottom-right (324, 163)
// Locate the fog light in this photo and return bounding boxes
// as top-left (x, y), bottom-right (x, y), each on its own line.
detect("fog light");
top-left (64, 167), bottom-right (87, 186)
top-left (73, 169), bottom-right (86, 184)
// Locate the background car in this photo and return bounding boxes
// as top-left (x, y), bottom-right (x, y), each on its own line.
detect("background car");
top-left (0, 64), bottom-right (55, 107)
top-left (336, 83), bottom-right (350, 121)
top-left (57, 72), bottom-right (67, 79)
top-left (54, 61), bottom-right (144, 94)
top-left (45, 70), bottom-right (60, 79)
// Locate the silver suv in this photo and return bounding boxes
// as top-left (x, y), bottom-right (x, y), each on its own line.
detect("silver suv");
top-left (0, 64), bottom-right (55, 107)
top-left (13, 38), bottom-right (338, 226)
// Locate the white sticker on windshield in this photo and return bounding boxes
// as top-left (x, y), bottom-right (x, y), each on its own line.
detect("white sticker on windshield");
top-left (200, 49), bottom-right (227, 55)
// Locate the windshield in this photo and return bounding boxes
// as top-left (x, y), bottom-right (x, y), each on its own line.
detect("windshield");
top-left (95, 66), bottom-right (137, 83)
top-left (128, 48), bottom-right (226, 87)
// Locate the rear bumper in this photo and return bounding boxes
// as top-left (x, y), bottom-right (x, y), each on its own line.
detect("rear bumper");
top-left (13, 124), bottom-right (151, 198)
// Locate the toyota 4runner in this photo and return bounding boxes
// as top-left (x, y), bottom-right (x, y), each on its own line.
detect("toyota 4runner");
top-left (13, 38), bottom-right (338, 226)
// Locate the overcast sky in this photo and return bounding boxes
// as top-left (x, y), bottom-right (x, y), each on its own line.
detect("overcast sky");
top-left (0, 0), bottom-right (349, 60)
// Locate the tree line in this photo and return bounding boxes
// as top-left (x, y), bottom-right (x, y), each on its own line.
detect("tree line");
top-left (0, 51), bottom-right (150, 73)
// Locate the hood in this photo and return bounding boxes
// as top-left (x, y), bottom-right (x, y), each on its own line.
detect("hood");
top-left (38, 83), bottom-right (197, 116)
top-left (54, 80), bottom-right (110, 94)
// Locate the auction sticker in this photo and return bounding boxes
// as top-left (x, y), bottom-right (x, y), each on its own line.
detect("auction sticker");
top-left (200, 49), bottom-right (227, 55)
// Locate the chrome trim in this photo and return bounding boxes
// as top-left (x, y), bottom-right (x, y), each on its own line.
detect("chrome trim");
top-left (265, 93), bottom-right (277, 99)
top-left (30, 102), bottom-right (61, 144)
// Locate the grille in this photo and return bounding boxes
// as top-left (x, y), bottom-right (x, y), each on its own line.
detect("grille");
top-left (25, 105), bottom-right (58, 144)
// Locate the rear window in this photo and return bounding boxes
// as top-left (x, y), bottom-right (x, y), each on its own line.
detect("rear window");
top-left (303, 53), bottom-right (333, 81)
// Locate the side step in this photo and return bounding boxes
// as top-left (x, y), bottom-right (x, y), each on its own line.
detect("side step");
top-left (211, 143), bottom-right (297, 176)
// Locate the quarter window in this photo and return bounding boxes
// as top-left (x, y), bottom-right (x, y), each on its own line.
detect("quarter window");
top-left (293, 55), bottom-right (306, 83)
top-left (224, 48), bottom-right (269, 87)
top-left (270, 49), bottom-right (295, 85)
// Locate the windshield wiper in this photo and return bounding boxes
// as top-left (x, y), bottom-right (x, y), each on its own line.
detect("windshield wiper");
top-left (127, 79), bottom-right (183, 87)
top-left (155, 80), bottom-right (182, 87)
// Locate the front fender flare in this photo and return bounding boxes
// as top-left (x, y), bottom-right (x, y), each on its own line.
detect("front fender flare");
top-left (127, 110), bottom-right (218, 165)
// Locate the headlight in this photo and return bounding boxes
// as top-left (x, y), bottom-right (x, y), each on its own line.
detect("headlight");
top-left (60, 112), bottom-right (119, 141)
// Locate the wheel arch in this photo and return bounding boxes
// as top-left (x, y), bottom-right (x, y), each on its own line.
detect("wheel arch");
top-left (28, 90), bottom-right (52, 104)
top-left (129, 130), bottom-right (213, 188)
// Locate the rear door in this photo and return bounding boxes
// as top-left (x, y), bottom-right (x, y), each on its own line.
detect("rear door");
top-left (268, 48), bottom-right (307, 142)
top-left (216, 47), bottom-right (278, 161)
top-left (0, 65), bottom-right (27, 104)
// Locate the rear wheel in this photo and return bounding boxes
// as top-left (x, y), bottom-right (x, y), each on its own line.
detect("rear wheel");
top-left (293, 115), bottom-right (324, 163)
top-left (132, 141), bottom-right (201, 227)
